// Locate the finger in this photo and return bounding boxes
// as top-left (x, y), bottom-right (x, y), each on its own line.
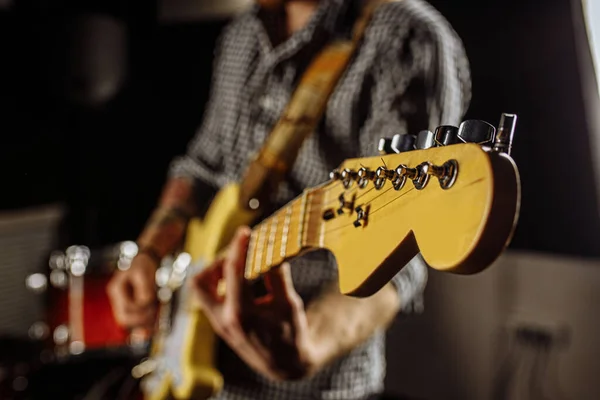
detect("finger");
top-left (265, 262), bottom-right (302, 309)
top-left (192, 258), bottom-right (225, 309)
top-left (107, 275), bottom-right (133, 319)
top-left (117, 305), bottom-right (156, 329)
top-left (224, 226), bottom-right (251, 310)
top-left (131, 269), bottom-right (156, 307)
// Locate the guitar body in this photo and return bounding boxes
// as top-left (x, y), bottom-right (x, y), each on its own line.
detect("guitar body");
top-left (143, 183), bottom-right (258, 400)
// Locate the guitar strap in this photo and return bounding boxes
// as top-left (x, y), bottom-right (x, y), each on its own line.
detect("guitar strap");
top-left (238, 0), bottom-right (396, 209)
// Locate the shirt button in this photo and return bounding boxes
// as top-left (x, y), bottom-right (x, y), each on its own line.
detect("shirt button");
top-left (260, 95), bottom-right (274, 110)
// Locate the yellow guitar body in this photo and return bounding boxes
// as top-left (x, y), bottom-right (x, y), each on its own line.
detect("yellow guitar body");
top-left (144, 183), bottom-right (258, 400)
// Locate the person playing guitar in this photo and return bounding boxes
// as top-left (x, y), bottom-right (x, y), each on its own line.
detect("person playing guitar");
top-left (108, 0), bottom-right (471, 398)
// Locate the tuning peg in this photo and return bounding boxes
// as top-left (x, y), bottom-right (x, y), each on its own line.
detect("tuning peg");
top-left (340, 168), bottom-right (358, 188)
top-left (391, 134), bottom-right (416, 153)
top-left (493, 113), bottom-right (517, 155)
top-left (434, 125), bottom-right (459, 146)
top-left (457, 120), bottom-right (496, 145)
top-left (378, 137), bottom-right (394, 155)
top-left (415, 130), bottom-right (435, 149)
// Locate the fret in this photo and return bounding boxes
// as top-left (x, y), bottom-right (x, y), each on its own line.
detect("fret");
top-left (244, 229), bottom-right (258, 279)
top-left (265, 215), bottom-right (278, 268)
top-left (280, 206), bottom-right (292, 258)
top-left (298, 190), bottom-right (309, 247)
top-left (253, 223), bottom-right (268, 276)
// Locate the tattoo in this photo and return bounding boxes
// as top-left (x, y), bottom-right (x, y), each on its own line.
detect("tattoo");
top-left (136, 178), bottom-right (197, 259)
top-left (160, 177), bottom-right (196, 213)
top-left (137, 207), bottom-right (189, 259)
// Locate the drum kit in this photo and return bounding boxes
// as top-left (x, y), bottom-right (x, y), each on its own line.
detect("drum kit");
top-left (0, 241), bottom-right (167, 399)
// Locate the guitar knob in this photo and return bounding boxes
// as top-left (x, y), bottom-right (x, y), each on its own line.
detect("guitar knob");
top-left (457, 120), bottom-right (496, 145)
top-left (415, 130), bottom-right (435, 149)
top-left (391, 134), bottom-right (416, 153)
top-left (378, 137), bottom-right (394, 155)
top-left (434, 125), bottom-right (459, 146)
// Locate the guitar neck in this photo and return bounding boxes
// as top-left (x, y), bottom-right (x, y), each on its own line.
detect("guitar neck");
top-left (244, 185), bottom-right (330, 280)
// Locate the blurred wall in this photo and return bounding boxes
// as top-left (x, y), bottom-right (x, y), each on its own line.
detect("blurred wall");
top-left (386, 250), bottom-right (600, 400)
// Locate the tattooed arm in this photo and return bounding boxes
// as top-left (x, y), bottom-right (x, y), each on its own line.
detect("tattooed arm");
top-left (136, 177), bottom-right (198, 261)
top-left (107, 177), bottom-right (198, 328)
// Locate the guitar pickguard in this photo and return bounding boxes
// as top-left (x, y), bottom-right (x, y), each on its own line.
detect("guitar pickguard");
top-left (143, 261), bottom-right (205, 394)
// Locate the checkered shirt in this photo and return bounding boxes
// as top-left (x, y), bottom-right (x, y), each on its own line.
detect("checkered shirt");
top-left (169, 0), bottom-right (471, 398)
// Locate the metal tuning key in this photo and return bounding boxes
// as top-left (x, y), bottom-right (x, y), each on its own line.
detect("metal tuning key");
top-left (374, 166), bottom-right (396, 190)
top-left (357, 167), bottom-right (375, 188)
top-left (415, 130), bottom-right (436, 149)
top-left (457, 120), bottom-right (496, 145)
top-left (340, 168), bottom-right (357, 188)
top-left (424, 160), bottom-right (459, 189)
top-left (329, 169), bottom-right (341, 180)
top-left (391, 134), bottom-right (416, 153)
top-left (434, 125), bottom-right (459, 146)
top-left (493, 113), bottom-right (517, 155)
top-left (378, 137), bottom-right (394, 155)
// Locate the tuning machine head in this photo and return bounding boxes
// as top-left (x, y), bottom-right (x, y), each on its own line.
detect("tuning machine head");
top-left (493, 113), bottom-right (517, 155)
top-left (415, 130), bottom-right (436, 149)
top-left (392, 134), bottom-right (416, 153)
top-left (378, 137), bottom-right (394, 155)
top-left (379, 134), bottom-right (416, 154)
top-left (434, 125), bottom-right (459, 146)
top-left (458, 120), bottom-right (496, 145)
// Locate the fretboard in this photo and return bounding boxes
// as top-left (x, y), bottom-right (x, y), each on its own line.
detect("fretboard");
top-left (243, 186), bottom-right (328, 280)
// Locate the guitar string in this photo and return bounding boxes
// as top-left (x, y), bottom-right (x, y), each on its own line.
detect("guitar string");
top-left (246, 183), bottom-right (414, 250)
top-left (249, 182), bottom-right (408, 234)
top-left (244, 184), bottom-right (411, 276)
top-left (250, 180), bottom-right (396, 231)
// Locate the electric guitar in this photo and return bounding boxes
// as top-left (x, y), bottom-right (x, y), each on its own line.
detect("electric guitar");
top-left (135, 114), bottom-right (521, 400)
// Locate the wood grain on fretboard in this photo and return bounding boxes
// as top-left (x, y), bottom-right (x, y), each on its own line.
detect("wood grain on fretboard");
top-left (244, 185), bottom-right (327, 281)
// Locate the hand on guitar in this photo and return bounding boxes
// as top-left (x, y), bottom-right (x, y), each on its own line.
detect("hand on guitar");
top-left (107, 252), bottom-right (158, 329)
top-left (192, 227), bottom-right (320, 381)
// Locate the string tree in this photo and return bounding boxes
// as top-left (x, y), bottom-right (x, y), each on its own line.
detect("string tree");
top-left (337, 192), bottom-right (355, 215)
top-left (322, 208), bottom-right (336, 221)
top-left (353, 205), bottom-right (370, 228)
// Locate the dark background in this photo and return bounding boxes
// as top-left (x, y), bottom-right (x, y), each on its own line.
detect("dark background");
top-left (0, 0), bottom-right (598, 255)
top-left (1, 1), bottom-right (600, 399)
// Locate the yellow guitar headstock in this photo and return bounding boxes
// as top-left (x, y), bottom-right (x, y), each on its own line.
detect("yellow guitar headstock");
top-left (317, 114), bottom-right (521, 297)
